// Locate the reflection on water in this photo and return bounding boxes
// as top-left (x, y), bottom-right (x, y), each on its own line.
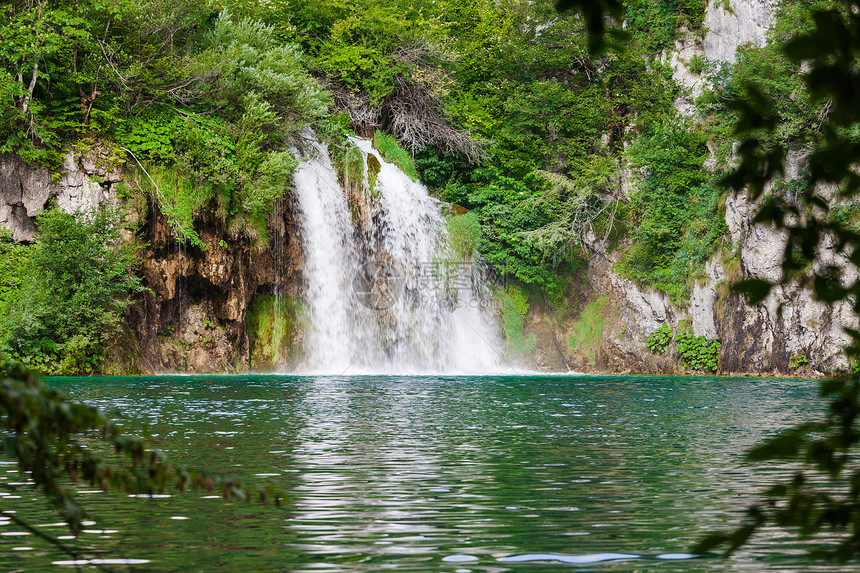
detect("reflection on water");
top-left (0, 375), bottom-right (841, 571)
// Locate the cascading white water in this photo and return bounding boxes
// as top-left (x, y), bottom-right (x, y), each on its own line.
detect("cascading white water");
top-left (291, 142), bottom-right (359, 372)
top-left (292, 138), bottom-right (505, 374)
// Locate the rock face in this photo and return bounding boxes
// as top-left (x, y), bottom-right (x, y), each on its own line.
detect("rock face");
top-left (717, 191), bottom-right (855, 374)
top-left (524, 207), bottom-right (854, 376)
top-left (0, 150), bottom-right (304, 374)
top-left (0, 150), bottom-right (120, 241)
top-left (124, 199), bottom-right (304, 374)
top-left (703, 0), bottom-right (775, 64)
top-left (670, 0), bottom-right (775, 98)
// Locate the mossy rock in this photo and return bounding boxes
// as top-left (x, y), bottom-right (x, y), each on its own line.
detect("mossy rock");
top-left (247, 295), bottom-right (302, 370)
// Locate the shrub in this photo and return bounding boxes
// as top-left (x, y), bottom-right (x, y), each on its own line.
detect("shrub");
top-left (676, 332), bottom-right (721, 372)
top-left (688, 54), bottom-right (709, 75)
top-left (0, 207), bottom-right (145, 375)
top-left (647, 324), bottom-right (673, 354)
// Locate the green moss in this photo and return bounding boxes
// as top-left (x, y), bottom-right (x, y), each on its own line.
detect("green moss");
top-left (721, 245), bottom-right (743, 284)
top-left (330, 139), bottom-right (365, 189)
top-left (496, 284), bottom-right (536, 357)
top-left (371, 132), bottom-right (417, 181)
top-left (246, 295), bottom-right (302, 370)
top-left (568, 295), bottom-right (609, 365)
top-left (446, 211), bottom-right (481, 260)
top-left (365, 156), bottom-right (378, 191)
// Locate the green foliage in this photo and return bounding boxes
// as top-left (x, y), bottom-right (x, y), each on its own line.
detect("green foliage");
top-left (491, 79), bottom-right (609, 179)
top-left (496, 284), bottom-right (536, 357)
top-left (121, 110), bottom-right (179, 163)
top-left (647, 324), bottom-right (673, 354)
top-left (688, 54), bottom-right (708, 75)
top-left (553, 0), bottom-right (626, 53)
top-left (275, 0), bottom-right (686, 295)
top-left (199, 13), bottom-right (332, 127)
top-left (446, 211), bottom-right (481, 261)
top-left (0, 229), bottom-right (29, 318)
top-left (568, 295), bottom-right (609, 364)
top-left (621, 118), bottom-right (726, 303)
top-left (0, 0), bottom-right (708, 311)
top-left (135, 163), bottom-right (210, 248)
top-left (829, 201), bottom-right (860, 232)
top-left (467, 170), bottom-right (565, 293)
top-left (789, 354), bottom-right (810, 369)
top-left (0, 1), bottom-right (96, 166)
top-left (372, 132), bottom-right (418, 181)
top-left (624, 0), bottom-right (707, 53)
top-left (646, 324), bottom-right (720, 370)
top-left (518, 161), bottom-right (620, 265)
top-left (731, 44), bottom-right (820, 148)
top-left (0, 4), bottom-right (317, 247)
top-left (0, 207), bottom-right (145, 375)
top-left (311, 4), bottom-right (416, 103)
top-left (675, 332), bottom-right (721, 372)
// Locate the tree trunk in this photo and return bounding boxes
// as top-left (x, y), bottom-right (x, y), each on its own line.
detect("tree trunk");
top-left (21, 60), bottom-right (39, 116)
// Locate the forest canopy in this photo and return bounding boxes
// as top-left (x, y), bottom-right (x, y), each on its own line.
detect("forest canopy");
top-left (0, 0), bottom-right (831, 372)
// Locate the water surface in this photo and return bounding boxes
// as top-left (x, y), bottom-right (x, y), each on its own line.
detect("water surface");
top-left (0, 375), bottom-right (843, 571)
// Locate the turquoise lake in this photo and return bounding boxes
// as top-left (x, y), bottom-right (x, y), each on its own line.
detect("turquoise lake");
top-left (0, 375), bottom-right (846, 571)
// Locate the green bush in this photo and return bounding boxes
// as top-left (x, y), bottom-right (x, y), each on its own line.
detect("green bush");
top-left (0, 207), bottom-right (145, 375)
top-left (121, 110), bottom-right (179, 163)
top-left (688, 54), bottom-right (708, 75)
top-left (621, 118), bottom-right (726, 304)
top-left (647, 324), bottom-right (674, 354)
top-left (676, 332), bottom-right (721, 372)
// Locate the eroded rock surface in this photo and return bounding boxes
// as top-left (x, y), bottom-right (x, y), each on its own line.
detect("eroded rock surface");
top-left (0, 151), bottom-right (119, 241)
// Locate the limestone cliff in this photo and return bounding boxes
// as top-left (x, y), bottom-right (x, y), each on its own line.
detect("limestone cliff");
top-left (526, 0), bottom-right (856, 377)
top-left (124, 202), bottom-right (304, 374)
top-left (0, 150), bottom-right (304, 374)
top-left (0, 150), bottom-right (120, 242)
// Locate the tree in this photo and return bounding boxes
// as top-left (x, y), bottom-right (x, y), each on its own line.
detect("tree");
top-left (1, 206), bottom-right (145, 374)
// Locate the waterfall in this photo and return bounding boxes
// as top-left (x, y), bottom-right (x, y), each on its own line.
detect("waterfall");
top-left (292, 137), bottom-right (505, 374)
top-left (291, 141), bottom-right (358, 372)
